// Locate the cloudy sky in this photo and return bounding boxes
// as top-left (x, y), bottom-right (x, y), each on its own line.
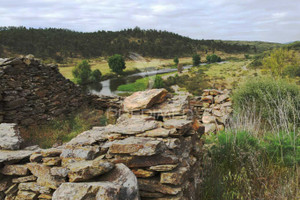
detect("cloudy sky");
top-left (0, 0), bottom-right (299, 43)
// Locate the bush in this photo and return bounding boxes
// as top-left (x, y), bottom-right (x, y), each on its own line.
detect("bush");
top-left (206, 54), bottom-right (221, 63)
top-left (199, 131), bottom-right (299, 199)
top-left (72, 60), bottom-right (102, 85)
top-left (192, 54), bottom-right (201, 66)
top-left (232, 77), bottom-right (300, 124)
top-left (153, 76), bottom-right (164, 88)
top-left (108, 54), bottom-right (126, 75)
top-left (173, 57), bottom-right (179, 65)
top-left (262, 48), bottom-right (299, 77)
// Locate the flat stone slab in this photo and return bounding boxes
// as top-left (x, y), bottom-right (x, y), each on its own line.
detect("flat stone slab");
top-left (144, 95), bottom-right (190, 116)
top-left (0, 123), bottom-right (22, 150)
top-left (123, 89), bottom-right (168, 112)
top-left (105, 115), bottom-right (159, 135)
top-left (109, 137), bottom-right (165, 156)
top-left (0, 150), bottom-right (33, 164)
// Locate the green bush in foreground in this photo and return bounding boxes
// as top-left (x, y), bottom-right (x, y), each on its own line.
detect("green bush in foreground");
top-left (232, 77), bottom-right (300, 124)
top-left (199, 131), bottom-right (299, 199)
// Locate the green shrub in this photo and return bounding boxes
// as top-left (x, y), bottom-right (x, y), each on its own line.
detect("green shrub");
top-left (200, 131), bottom-right (299, 199)
top-left (108, 54), bottom-right (126, 75)
top-left (153, 76), bottom-right (164, 88)
top-left (232, 77), bottom-right (300, 124)
top-left (192, 54), bottom-right (201, 66)
top-left (173, 57), bottom-right (179, 65)
top-left (207, 54), bottom-right (221, 63)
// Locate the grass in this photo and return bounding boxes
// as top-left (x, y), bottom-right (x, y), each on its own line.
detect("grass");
top-left (20, 107), bottom-right (108, 148)
top-left (58, 57), bottom-right (193, 80)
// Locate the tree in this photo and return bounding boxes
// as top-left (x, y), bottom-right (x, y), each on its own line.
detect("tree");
top-left (263, 48), bottom-right (298, 77)
top-left (72, 60), bottom-right (92, 84)
top-left (173, 57), bottom-right (179, 65)
top-left (72, 60), bottom-right (102, 85)
top-left (108, 54), bottom-right (126, 75)
top-left (153, 76), bottom-right (164, 88)
top-left (91, 69), bottom-right (102, 82)
top-left (192, 54), bottom-right (200, 66)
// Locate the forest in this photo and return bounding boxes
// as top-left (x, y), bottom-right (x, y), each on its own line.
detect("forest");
top-left (0, 26), bottom-right (261, 60)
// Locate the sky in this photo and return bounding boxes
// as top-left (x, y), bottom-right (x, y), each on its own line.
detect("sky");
top-left (0, 0), bottom-right (299, 43)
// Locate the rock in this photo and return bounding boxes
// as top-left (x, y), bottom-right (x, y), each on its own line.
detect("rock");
top-left (163, 119), bottom-right (192, 134)
top-left (144, 95), bottom-right (190, 116)
top-left (204, 123), bottom-right (216, 133)
top-left (15, 190), bottom-right (38, 200)
top-left (68, 160), bottom-right (114, 182)
top-left (202, 115), bottom-right (216, 124)
top-left (60, 146), bottom-right (100, 166)
top-left (0, 150), bottom-right (33, 165)
top-left (41, 148), bottom-right (62, 157)
top-left (38, 193), bottom-right (52, 199)
top-left (1, 164), bottom-right (29, 175)
top-left (42, 157), bottom-right (61, 166)
top-left (0, 177), bottom-right (12, 192)
top-left (109, 137), bottom-right (165, 156)
top-left (160, 167), bottom-right (189, 185)
top-left (97, 163), bottom-right (139, 200)
top-left (164, 138), bottom-right (181, 149)
top-left (138, 178), bottom-right (181, 195)
top-left (105, 115), bottom-right (159, 135)
top-left (4, 184), bottom-right (18, 197)
top-left (0, 123), bottom-right (22, 150)
top-left (136, 128), bottom-right (171, 138)
top-left (139, 191), bottom-right (166, 198)
top-left (52, 182), bottom-right (121, 200)
top-left (18, 182), bottom-right (51, 194)
top-left (112, 151), bottom-right (178, 168)
top-left (221, 101), bottom-right (232, 107)
top-left (214, 94), bottom-right (230, 104)
top-left (123, 89), bottom-right (168, 112)
top-left (131, 169), bottom-right (156, 178)
top-left (149, 164), bottom-right (178, 172)
top-left (66, 127), bottom-right (107, 146)
top-left (27, 163), bottom-right (65, 189)
top-left (212, 109), bottom-right (223, 117)
top-left (201, 95), bottom-right (213, 103)
top-left (50, 167), bottom-right (69, 178)
top-left (12, 175), bottom-right (37, 183)
top-left (29, 153), bottom-right (43, 163)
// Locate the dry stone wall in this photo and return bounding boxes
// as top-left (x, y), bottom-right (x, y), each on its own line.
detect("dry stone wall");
top-left (0, 89), bottom-right (205, 200)
top-left (190, 89), bottom-right (233, 133)
top-left (0, 56), bottom-right (123, 127)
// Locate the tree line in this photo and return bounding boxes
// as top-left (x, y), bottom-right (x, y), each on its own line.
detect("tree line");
top-left (0, 26), bottom-right (255, 60)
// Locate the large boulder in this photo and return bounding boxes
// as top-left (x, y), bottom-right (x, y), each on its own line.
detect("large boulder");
top-left (0, 123), bottom-right (22, 150)
top-left (123, 89), bottom-right (168, 112)
top-left (52, 164), bottom-right (139, 200)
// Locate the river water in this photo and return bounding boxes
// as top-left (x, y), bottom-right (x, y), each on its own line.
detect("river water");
top-left (84, 62), bottom-right (226, 96)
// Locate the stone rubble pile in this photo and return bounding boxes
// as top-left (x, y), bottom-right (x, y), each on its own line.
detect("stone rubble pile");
top-left (0, 89), bottom-right (205, 200)
top-left (190, 89), bottom-right (233, 133)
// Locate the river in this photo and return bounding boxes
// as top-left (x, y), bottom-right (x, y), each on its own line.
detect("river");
top-left (83, 62), bottom-right (226, 96)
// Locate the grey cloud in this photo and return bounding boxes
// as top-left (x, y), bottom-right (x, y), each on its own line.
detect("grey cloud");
top-left (0, 0), bottom-right (299, 42)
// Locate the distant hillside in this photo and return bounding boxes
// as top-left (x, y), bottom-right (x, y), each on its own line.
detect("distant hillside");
top-left (0, 27), bottom-right (280, 60)
top-left (223, 40), bottom-right (283, 53)
top-left (286, 41), bottom-right (300, 50)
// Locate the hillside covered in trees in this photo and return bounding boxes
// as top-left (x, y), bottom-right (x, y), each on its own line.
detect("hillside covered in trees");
top-left (0, 27), bottom-right (276, 60)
